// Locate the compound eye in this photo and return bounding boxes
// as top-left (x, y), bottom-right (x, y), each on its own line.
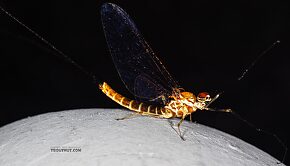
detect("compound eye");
top-left (197, 92), bottom-right (211, 102)
top-left (205, 95), bottom-right (211, 101)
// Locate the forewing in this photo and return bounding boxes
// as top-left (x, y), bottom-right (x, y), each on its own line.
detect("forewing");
top-left (100, 3), bottom-right (179, 105)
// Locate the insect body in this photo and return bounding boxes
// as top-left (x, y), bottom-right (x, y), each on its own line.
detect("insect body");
top-left (100, 82), bottom-right (212, 119)
top-left (99, 3), bottom-right (229, 138)
top-left (99, 81), bottom-right (220, 138)
top-left (99, 82), bottom-right (173, 118)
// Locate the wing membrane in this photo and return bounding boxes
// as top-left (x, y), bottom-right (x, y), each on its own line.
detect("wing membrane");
top-left (100, 3), bottom-right (179, 105)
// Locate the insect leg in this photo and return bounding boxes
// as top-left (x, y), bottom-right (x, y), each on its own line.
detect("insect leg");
top-left (116, 111), bottom-right (166, 121)
top-left (168, 119), bottom-right (185, 141)
top-left (205, 108), bottom-right (232, 113)
top-left (149, 95), bottom-right (167, 105)
top-left (230, 111), bottom-right (287, 164)
top-left (176, 110), bottom-right (191, 140)
top-left (189, 113), bottom-right (193, 123)
top-left (116, 112), bottom-right (141, 121)
top-left (205, 107), bottom-right (287, 164)
top-left (177, 117), bottom-right (186, 141)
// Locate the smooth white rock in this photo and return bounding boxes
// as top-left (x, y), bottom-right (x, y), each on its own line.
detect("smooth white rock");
top-left (0, 109), bottom-right (283, 166)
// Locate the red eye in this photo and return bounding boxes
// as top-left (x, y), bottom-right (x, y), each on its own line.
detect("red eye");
top-left (197, 92), bottom-right (211, 102)
top-left (198, 92), bottom-right (209, 98)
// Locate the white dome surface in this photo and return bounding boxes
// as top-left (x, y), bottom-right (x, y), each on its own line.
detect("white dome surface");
top-left (0, 109), bottom-right (282, 166)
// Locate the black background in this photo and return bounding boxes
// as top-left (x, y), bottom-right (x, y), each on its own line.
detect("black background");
top-left (0, 0), bottom-right (289, 164)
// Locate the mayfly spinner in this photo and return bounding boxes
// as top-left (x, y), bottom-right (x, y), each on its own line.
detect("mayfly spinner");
top-left (99, 3), bottom-right (231, 139)
top-left (0, 2), bottom-right (286, 162)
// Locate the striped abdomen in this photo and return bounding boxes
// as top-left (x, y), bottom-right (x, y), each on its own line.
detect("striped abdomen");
top-left (99, 82), bottom-right (175, 118)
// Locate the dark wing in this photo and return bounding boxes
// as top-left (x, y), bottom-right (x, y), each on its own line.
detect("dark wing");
top-left (100, 3), bottom-right (179, 105)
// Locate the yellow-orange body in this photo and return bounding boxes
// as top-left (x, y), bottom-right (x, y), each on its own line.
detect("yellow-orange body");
top-left (99, 82), bottom-right (175, 118)
top-left (99, 82), bottom-right (208, 120)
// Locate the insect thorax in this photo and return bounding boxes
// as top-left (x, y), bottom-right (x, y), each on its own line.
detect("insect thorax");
top-left (165, 92), bottom-right (200, 118)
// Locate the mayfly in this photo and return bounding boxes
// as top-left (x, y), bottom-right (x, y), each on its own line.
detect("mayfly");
top-left (98, 5), bottom-right (287, 162)
top-left (0, 2), bottom-right (286, 163)
top-left (98, 3), bottom-right (232, 139)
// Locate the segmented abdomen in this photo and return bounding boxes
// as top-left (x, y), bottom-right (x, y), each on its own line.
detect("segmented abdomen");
top-left (99, 82), bottom-right (174, 118)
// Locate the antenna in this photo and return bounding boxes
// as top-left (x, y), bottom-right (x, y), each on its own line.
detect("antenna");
top-left (237, 40), bottom-right (280, 81)
top-left (215, 40), bottom-right (287, 164)
top-left (0, 5), bottom-right (99, 84)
